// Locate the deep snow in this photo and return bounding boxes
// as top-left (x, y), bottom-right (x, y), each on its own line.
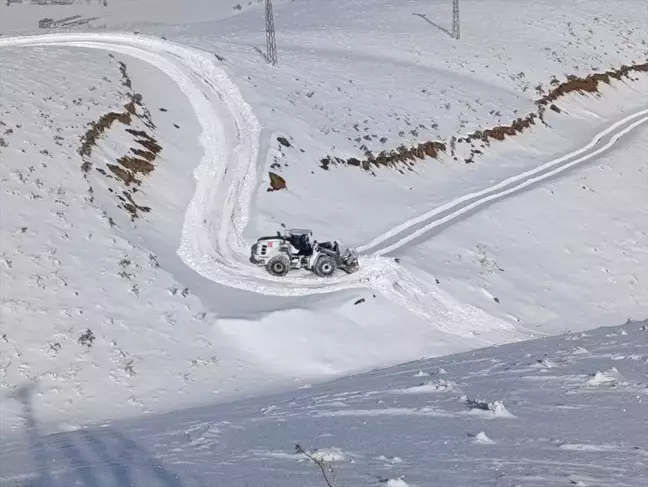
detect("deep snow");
top-left (1, 319), bottom-right (646, 486)
top-left (1, 0), bottom-right (647, 473)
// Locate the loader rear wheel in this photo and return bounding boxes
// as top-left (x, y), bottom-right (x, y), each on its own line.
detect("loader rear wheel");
top-left (266, 255), bottom-right (290, 277)
top-left (314, 255), bottom-right (337, 277)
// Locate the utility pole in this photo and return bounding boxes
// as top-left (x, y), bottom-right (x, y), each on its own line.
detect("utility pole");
top-left (452, 0), bottom-right (460, 40)
top-left (265, 0), bottom-right (278, 65)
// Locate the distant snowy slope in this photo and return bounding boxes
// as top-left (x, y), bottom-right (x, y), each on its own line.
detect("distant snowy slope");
top-left (2, 319), bottom-right (646, 486)
top-left (0, 0), bottom-right (258, 32)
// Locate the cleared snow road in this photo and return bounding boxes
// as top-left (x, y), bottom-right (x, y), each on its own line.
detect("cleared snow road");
top-left (1, 33), bottom-right (645, 342)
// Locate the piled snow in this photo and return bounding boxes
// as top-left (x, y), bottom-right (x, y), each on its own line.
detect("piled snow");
top-left (586, 367), bottom-right (626, 386)
top-left (1, 320), bottom-right (646, 486)
top-left (471, 431), bottom-right (496, 445)
top-left (385, 478), bottom-right (411, 487)
top-left (464, 399), bottom-right (518, 419)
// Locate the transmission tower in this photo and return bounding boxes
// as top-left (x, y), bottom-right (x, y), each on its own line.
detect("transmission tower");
top-left (452, 0), bottom-right (460, 40)
top-left (265, 0), bottom-right (278, 65)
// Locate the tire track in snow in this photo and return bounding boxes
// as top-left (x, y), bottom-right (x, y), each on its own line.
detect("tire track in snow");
top-left (357, 109), bottom-right (648, 255)
top-left (2, 33), bottom-right (643, 345)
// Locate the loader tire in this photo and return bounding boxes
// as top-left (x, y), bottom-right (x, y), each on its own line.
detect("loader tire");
top-left (266, 255), bottom-right (290, 277)
top-left (314, 255), bottom-right (337, 277)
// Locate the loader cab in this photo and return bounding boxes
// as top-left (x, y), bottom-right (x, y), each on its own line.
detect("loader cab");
top-left (287, 229), bottom-right (313, 256)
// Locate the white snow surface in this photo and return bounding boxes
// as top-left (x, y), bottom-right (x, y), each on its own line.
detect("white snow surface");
top-left (1, 320), bottom-right (646, 486)
top-left (1, 0), bottom-right (647, 469)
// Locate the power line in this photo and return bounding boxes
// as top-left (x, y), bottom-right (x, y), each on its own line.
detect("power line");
top-left (265, 0), bottom-right (278, 65)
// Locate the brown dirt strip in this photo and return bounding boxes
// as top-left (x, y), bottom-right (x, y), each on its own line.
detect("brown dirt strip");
top-left (319, 61), bottom-right (648, 171)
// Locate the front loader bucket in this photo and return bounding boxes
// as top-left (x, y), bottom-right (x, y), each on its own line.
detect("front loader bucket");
top-left (339, 250), bottom-right (360, 274)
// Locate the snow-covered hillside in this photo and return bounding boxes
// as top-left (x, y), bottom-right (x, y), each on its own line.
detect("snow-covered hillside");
top-left (1, 320), bottom-right (646, 486)
top-left (1, 0), bottom-right (646, 464)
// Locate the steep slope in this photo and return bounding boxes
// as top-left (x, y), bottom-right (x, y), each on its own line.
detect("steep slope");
top-left (1, 0), bottom-right (647, 434)
top-left (0, 43), bottom-right (276, 431)
top-left (2, 319), bottom-right (646, 486)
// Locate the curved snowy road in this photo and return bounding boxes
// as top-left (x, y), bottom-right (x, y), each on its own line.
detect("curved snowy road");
top-left (1, 33), bottom-right (645, 344)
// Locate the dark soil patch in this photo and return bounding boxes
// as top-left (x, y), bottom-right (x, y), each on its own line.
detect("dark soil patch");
top-left (277, 136), bottom-right (291, 148)
top-left (79, 58), bottom-right (165, 221)
top-left (117, 156), bottom-right (155, 175)
top-left (134, 137), bottom-right (162, 155)
top-left (125, 128), bottom-right (148, 138)
top-left (321, 140), bottom-right (446, 171)
top-left (124, 100), bottom-right (137, 115)
top-left (538, 62), bottom-right (648, 105)
top-left (107, 163), bottom-right (141, 186)
top-left (79, 111), bottom-right (133, 162)
top-left (130, 147), bottom-right (156, 161)
top-left (460, 114), bottom-right (539, 144)
top-left (122, 191), bottom-right (151, 219)
top-left (268, 171), bottom-right (286, 191)
top-left (118, 61), bottom-right (132, 90)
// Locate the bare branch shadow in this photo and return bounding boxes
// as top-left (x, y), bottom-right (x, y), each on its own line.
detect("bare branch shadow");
top-left (413, 13), bottom-right (453, 38)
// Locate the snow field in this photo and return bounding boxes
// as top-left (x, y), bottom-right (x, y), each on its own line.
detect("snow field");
top-left (0, 43), bottom-right (274, 431)
top-left (0, 33), bottom-right (525, 433)
top-left (0, 0), bottom-right (647, 446)
top-left (171, 0), bottom-right (648, 247)
top-left (399, 123), bottom-right (648, 336)
top-left (1, 320), bottom-right (646, 486)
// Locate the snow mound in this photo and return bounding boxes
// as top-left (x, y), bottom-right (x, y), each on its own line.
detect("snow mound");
top-left (376, 455), bottom-right (404, 464)
top-left (394, 379), bottom-right (457, 394)
top-left (470, 431), bottom-right (496, 445)
top-left (464, 398), bottom-right (517, 419)
top-left (586, 367), bottom-right (625, 386)
top-left (385, 478), bottom-right (411, 487)
top-left (532, 358), bottom-right (560, 369)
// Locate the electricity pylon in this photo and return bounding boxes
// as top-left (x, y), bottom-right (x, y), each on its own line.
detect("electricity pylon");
top-left (452, 0), bottom-right (460, 40)
top-left (265, 0), bottom-right (278, 65)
